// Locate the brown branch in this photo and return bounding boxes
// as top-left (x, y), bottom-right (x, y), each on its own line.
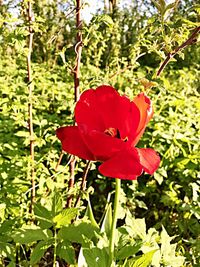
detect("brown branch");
top-left (53, 1), bottom-right (83, 176)
top-left (73, 0), bottom-right (83, 102)
top-left (26, 0), bottom-right (35, 213)
top-left (66, 0), bottom-right (83, 208)
top-left (157, 26), bottom-right (200, 76)
top-left (66, 156), bottom-right (76, 208)
top-left (74, 161), bottom-right (91, 207)
top-left (55, 151), bottom-right (64, 171)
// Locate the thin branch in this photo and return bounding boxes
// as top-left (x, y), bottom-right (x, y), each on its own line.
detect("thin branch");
top-left (66, 156), bottom-right (76, 208)
top-left (157, 26), bottom-right (200, 76)
top-left (55, 151), bottom-right (64, 171)
top-left (74, 161), bottom-right (91, 207)
top-left (73, 0), bottom-right (83, 102)
top-left (26, 0), bottom-right (35, 213)
top-left (66, 0), bottom-right (83, 208)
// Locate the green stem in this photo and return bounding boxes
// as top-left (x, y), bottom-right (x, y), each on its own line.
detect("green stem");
top-left (109, 178), bottom-right (121, 264)
top-left (53, 230), bottom-right (57, 267)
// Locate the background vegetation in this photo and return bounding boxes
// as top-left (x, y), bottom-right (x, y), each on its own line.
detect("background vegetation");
top-left (0, 0), bottom-right (199, 266)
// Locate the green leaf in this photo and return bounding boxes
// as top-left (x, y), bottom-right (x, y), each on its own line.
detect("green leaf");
top-left (13, 228), bottom-right (52, 244)
top-left (158, 0), bottom-right (166, 9)
top-left (52, 192), bottom-right (63, 216)
top-left (58, 221), bottom-right (99, 245)
top-left (160, 226), bottom-right (174, 254)
top-left (165, 2), bottom-right (177, 11)
top-left (57, 241), bottom-right (75, 264)
top-left (125, 212), bottom-right (146, 240)
top-left (0, 203), bottom-right (6, 221)
top-left (14, 131), bottom-right (29, 137)
top-left (53, 208), bottom-right (78, 228)
top-left (34, 203), bottom-right (53, 229)
top-left (130, 250), bottom-right (157, 267)
top-left (83, 247), bottom-right (110, 267)
top-left (85, 198), bottom-right (99, 229)
top-left (6, 262), bottom-right (15, 267)
top-left (116, 243), bottom-right (142, 260)
top-left (30, 240), bottom-right (52, 265)
top-left (0, 241), bottom-right (15, 260)
top-left (100, 203), bottom-right (112, 237)
top-left (34, 203), bottom-right (52, 220)
top-left (100, 14), bottom-right (114, 27)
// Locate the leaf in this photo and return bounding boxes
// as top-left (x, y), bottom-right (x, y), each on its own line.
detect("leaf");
top-left (152, 0), bottom-right (162, 12)
top-left (83, 247), bottom-right (110, 267)
top-left (52, 192), bottom-right (63, 216)
top-left (158, 0), bottom-right (166, 9)
top-left (6, 262), bottom-right (15, 267)
top-left (34, 203), bottom-right (52, 219)
top-left (0, 203), bottom-right (6, 221)
top-left (0, 241), bottom-right (15, 260)
top-left (160, 226), bottom-right (185, 266)
top-left (130, 250), bottom-right (157, 267)
top-left (30, 240), bottom-right (51, 265)
top-left (53, 208), bottom-right (78, 228)
top-left (57, 241), bottom-right (75, 264)
top-left (165, 0), bottom-right (179, 14)
top-left (160, 226), bottom-right (175, 254)
top-left (100, 14), bottom-right (114, 27)
top-left (116, 243), bottom-right (142, 260)
top-left (14, 131), bottom-right (29, 137)
top-left (151, 250), bottom-right (162, 267)
top-left (125, 213), bottom-right (146, 240)
top-left (13, 228), bottom-right (52, 244)
top-left (100, 203), bottom-right (112, 237)
top-left (85, 198), bottom-right (99, 228)
top-left (58, 221), bottom-right (99, 245)
top-left (34, 203), bottom-right (53, 229)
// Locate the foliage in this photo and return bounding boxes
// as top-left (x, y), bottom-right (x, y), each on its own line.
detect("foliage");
top-left (0, 0), bottom-right (199, 266)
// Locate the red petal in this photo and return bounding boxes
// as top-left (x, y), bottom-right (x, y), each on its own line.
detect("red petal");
top-left (98, 147), bottom-right (143, 180)
top-left (75, 85), bottom-right (140, 139)
top-left (136, 148), bottom-right (160, 175)
top-left (75, 89), bottom-right (105, 131)
top-left (94, 85), bottom-right (125, 130)
top-left (132, 93), bottom-right (153, 145)
top-left (80, 129), bottom-right (125, 161)
top-left (56, 126), bottom-right (95, 160)
top-left (75, 85), bottom-right (119, 132)
top-left (110, 95), bottom-right (140, 142)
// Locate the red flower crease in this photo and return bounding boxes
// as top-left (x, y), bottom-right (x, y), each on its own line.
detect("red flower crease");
top-left (56, 85), bottom-right (160, 180)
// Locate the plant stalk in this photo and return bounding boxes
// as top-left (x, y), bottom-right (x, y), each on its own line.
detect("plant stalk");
top-left (53, 229), bottom-right (57, 267)
top-left (74, 161), bottom-right (91, 207)
top-left (27, 0), bottom-right (35, 213)
top-left (73, 0), bottom-right (83, 102)
top-left (109, 178), bottom-right (121, 264)
top-left (67, 0), bottom-right (83, 208)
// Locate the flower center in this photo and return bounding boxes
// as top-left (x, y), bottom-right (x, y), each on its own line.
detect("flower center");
top-left (104, 127), bottom-right (120, 138)
top-left (104, 127), bottom-right (129, 142)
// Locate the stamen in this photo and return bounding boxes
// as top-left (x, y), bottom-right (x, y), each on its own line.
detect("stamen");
top-left (122, 136), bottom-right (128, 142)
top-left (104, 127), bottom-right (117, 137)
top-left (104, 127), bottom-right (127, 141)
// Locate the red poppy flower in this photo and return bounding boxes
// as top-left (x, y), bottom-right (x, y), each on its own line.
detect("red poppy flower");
top-left (56, 85), bottom-right (160, 180)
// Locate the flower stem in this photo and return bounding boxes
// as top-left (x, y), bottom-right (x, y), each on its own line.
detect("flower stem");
top-left (53, 229), bottom-right (57, 267)
top-left (109, 178), bottom-right (121, 264)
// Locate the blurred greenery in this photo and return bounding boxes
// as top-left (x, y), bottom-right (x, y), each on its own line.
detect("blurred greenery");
top-left (0, 0), bottom-right (199, 266)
